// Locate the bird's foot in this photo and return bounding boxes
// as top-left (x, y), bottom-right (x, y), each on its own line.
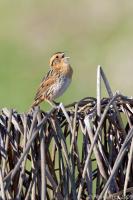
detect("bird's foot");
top-left (46, 100), bottom-right (59, 108)
top-left (52, 101), bottom-right (60, 106)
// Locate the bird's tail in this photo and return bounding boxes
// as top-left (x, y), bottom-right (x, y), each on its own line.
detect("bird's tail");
top-left (28, 99), bottom-right (41, 113)
top-left (31, 100), bottom-right (39, 108)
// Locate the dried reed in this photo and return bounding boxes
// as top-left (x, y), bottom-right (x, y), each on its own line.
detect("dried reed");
top-left (0, 66), bottom-right (133, 199)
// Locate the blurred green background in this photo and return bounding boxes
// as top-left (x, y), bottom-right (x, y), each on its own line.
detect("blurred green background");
top-left (0, 0), bottom-right (133, 112)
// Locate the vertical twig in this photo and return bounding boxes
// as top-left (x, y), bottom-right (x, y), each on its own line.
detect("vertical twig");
top-left (0, 168), bottom-right (6, 200)
top-left (37, 111), bottom-right (46, 200)
top-left (97, 65), bottom-right (101, 117)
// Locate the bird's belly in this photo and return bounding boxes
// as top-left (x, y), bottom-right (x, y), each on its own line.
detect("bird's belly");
top-left (52, 76), bottom-right (71, 99)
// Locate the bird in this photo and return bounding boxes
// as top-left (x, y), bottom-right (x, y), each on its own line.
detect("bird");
top-left (31, 52), bottom-right (73, 109)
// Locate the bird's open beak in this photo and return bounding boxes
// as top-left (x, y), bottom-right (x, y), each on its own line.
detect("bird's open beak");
top-left (64, 56), bottom-right (70, 64)
top-left (65, 56), bottom-right (70, 59)
top-left (63, 56), bottom-right (70, 64)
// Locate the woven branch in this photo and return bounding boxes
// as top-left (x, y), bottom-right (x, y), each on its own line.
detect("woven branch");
top-left (0, 66), bottom-right (133, 200)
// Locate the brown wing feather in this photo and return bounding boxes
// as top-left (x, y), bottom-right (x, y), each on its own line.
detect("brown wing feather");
top-left (31, 69), bottom-right (56, 107)
top-left (34, 77), bottom-right (55, 101)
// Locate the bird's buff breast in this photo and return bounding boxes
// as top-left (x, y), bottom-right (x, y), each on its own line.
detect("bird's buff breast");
top-left (51, 76), bottom-right (71, 100)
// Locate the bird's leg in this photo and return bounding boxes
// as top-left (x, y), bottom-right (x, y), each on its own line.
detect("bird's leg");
top-left (46, 99), bottom-right (57, 107)
top-left (52, 100), bottom-right (60, 106)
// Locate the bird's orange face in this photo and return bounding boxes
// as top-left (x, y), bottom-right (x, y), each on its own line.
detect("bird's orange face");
top-left (49, 52), bottom-right (70, 68)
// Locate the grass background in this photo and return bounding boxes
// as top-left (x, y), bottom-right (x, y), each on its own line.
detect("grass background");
top-left (0, 0), bottom-right (133, 112)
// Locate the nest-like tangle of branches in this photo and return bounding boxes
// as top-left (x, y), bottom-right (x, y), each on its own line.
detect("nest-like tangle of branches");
top-left (1, 93), bottom-right (133, 200)
top-left (1, 67), bottom-right (133, 200)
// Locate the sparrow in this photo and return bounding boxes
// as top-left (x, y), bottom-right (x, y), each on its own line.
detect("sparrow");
top-left (31, 52), bottom-right (73, 108)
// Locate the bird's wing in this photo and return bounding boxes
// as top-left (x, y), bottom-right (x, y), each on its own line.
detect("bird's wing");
top-left (34, 69), bottom-right (56, 101)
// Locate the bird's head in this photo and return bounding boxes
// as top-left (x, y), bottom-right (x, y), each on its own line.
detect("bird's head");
top-left (49, 52), bottom-right (70, 68)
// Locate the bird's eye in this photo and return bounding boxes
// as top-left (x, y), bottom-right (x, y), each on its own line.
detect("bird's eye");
top-left (56, 55), bottom-right (59, 59)
top-left (62, 54), bottom-right (64, 58)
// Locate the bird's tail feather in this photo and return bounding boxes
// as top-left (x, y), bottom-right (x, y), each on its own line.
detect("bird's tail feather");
top-left (28, 99), bottom-right (42, 113)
